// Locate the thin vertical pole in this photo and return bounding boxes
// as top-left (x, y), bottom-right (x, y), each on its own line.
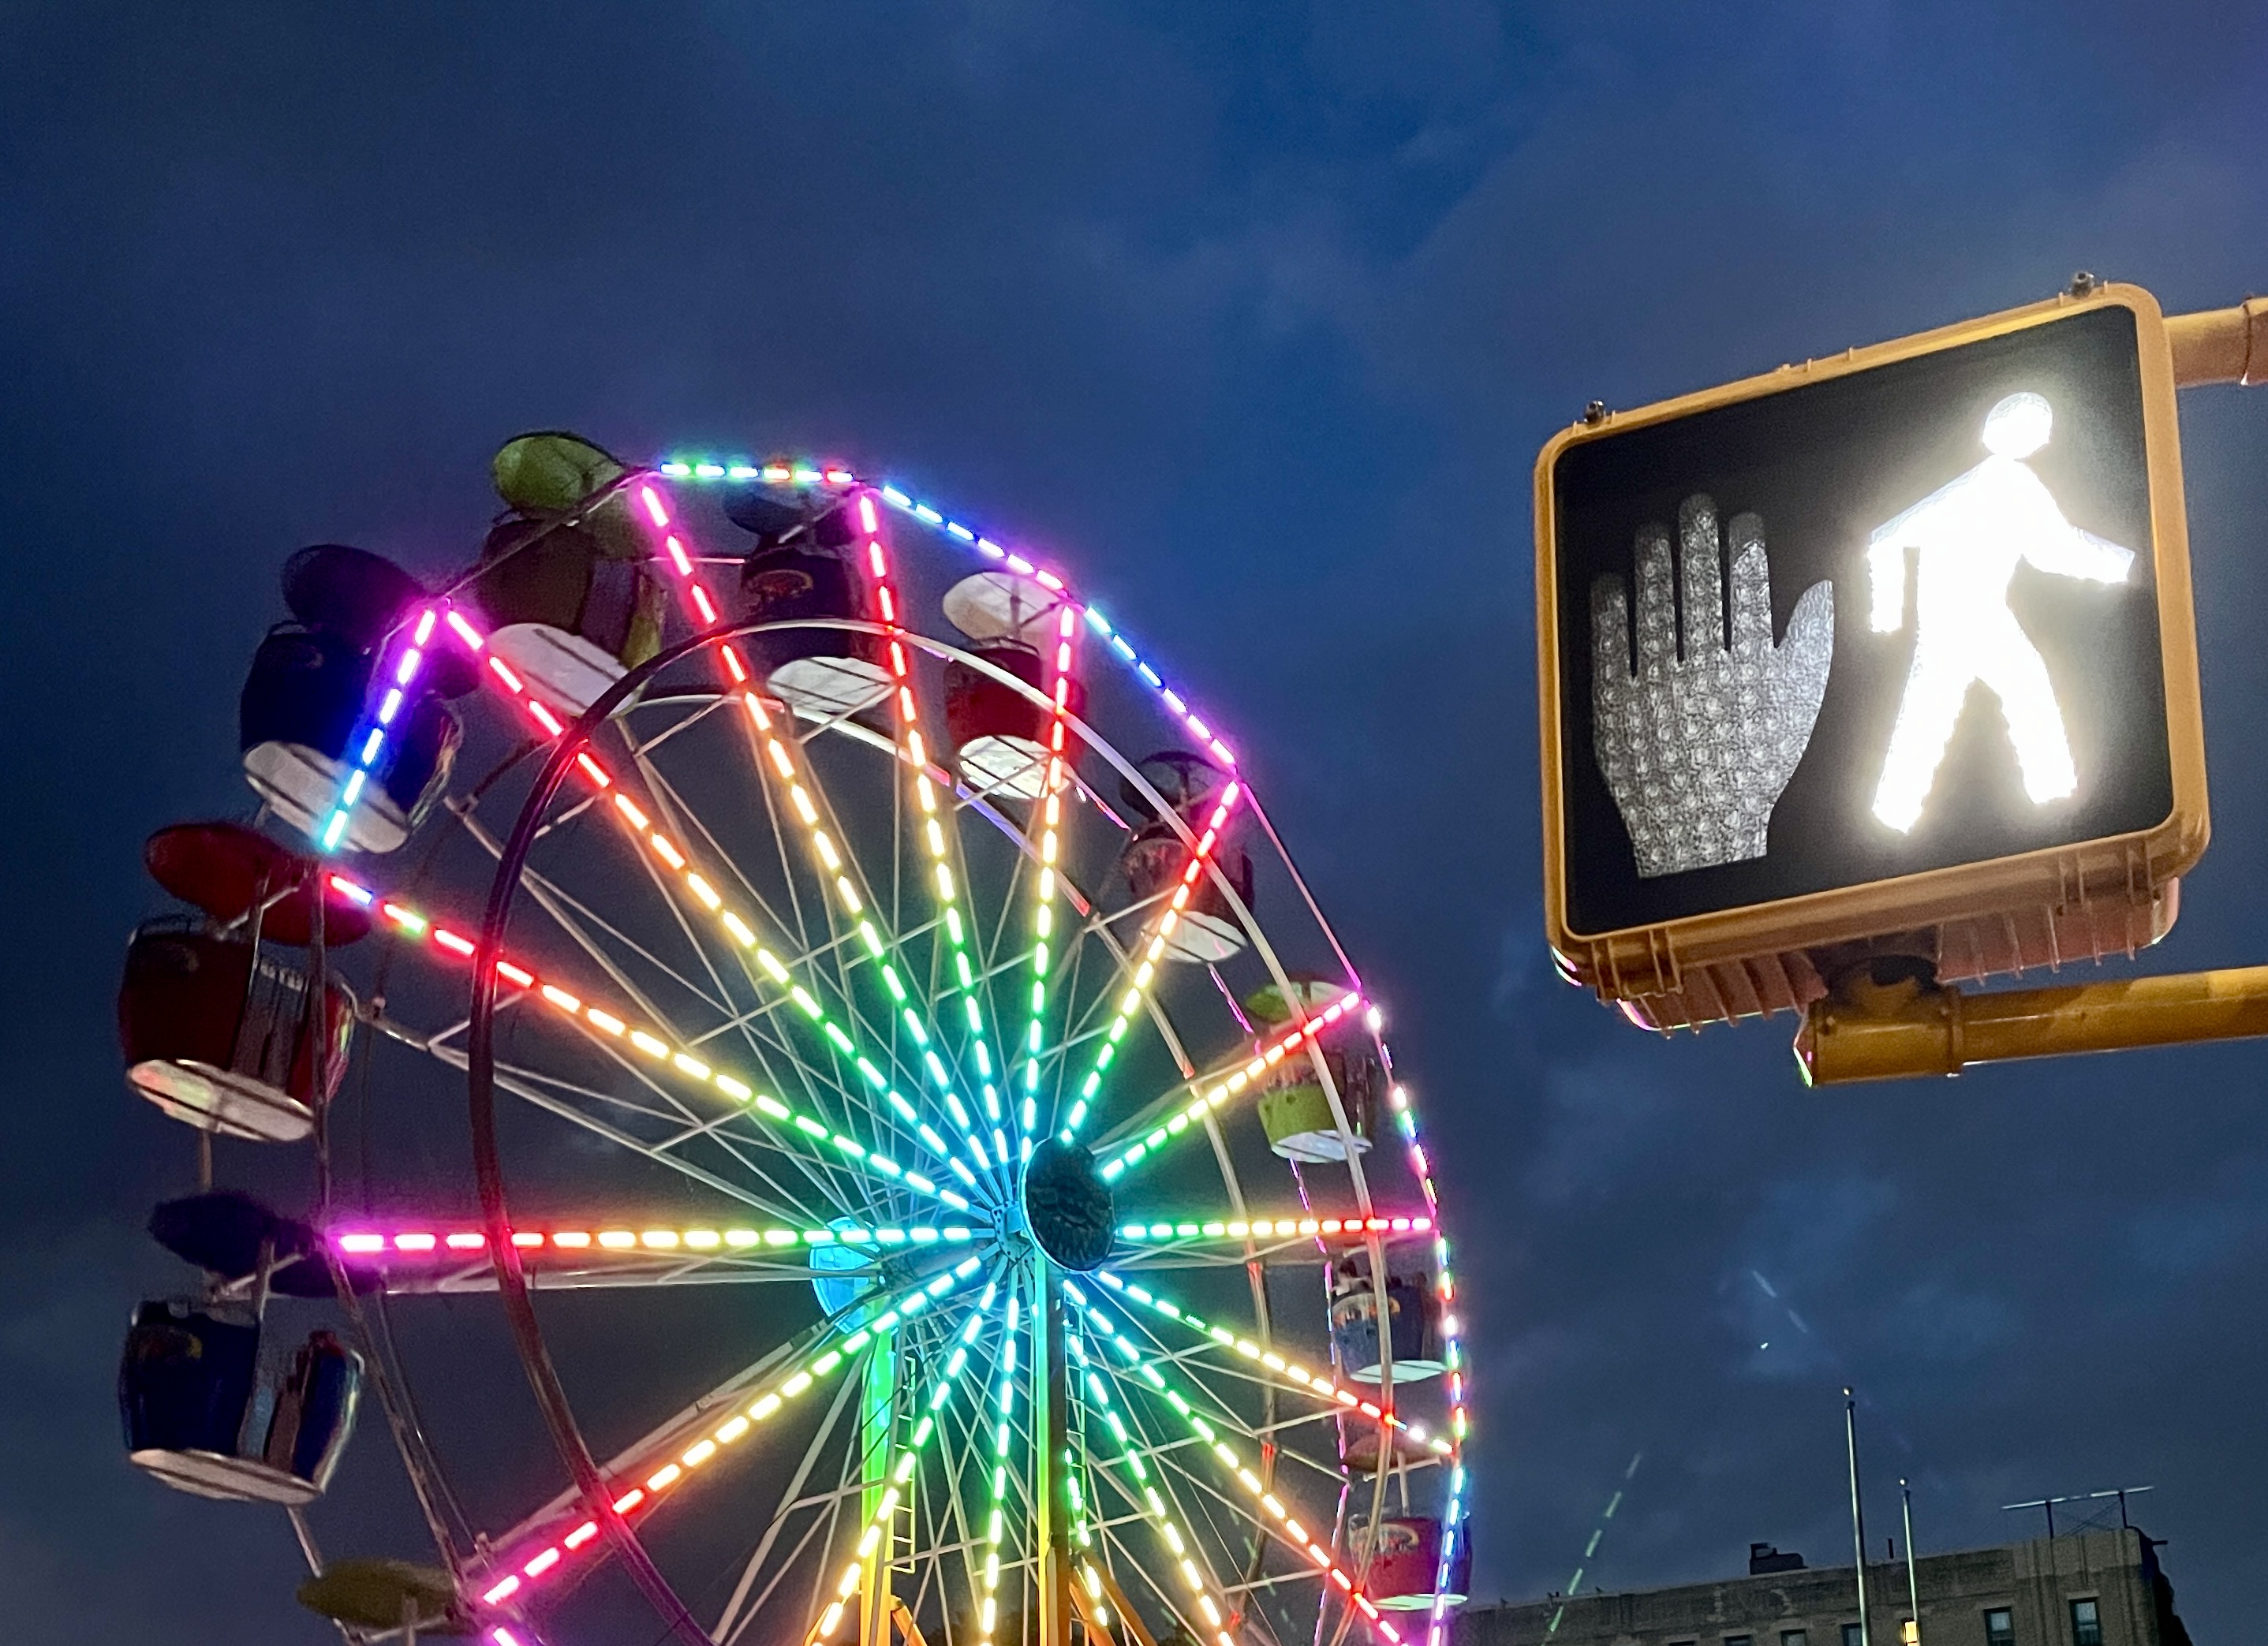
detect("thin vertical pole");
top-left (859, 1328), bottom-right (899, 1646)
top-left (1036, 1262), bottom-right (1070, 1646)
top-left (1845, 1389), bottom-right (1871, 1646)
top-left (1900, 1480), bottom-right (1919, 1644)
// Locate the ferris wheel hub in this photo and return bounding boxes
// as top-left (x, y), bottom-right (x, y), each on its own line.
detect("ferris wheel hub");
top-left (1018, 1137), bottom-right (1114, 1272)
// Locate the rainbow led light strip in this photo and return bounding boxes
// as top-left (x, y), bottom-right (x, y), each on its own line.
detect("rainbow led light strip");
top-left (1113, 1214), bottom-right (1433, 1245)
top-left (1063, 1327), bottom-right (1243, 1646)
top-left (1069, 1289), bottom-right (1405, 1640)
top-left (333, 1223), bottom-right (976, 1256)
top-left (654, 457), bottom-right (1236, 767)
top-left (1060, 778), bottom-right (1243, 1141)
top-left (974, 1279), bottom-right (1025, 1646)
top-left (1089, 1271), bottom-right (1450, 1456)
top-left (317, 604), bottom-right (439, 852)
top-left (477, 1255), bottom-right (986, 1613)
top-left (1056, 779), bottom-right (1242, 1142)
top-left (843, 486), bottom-right (1015, 1182)
top-left (323, 870), bottom-right (972, 1212)
top-left (1017, 604), bottom-right (1081, 1145)
top-left (1098, 994), bottom-right (1365, 1181)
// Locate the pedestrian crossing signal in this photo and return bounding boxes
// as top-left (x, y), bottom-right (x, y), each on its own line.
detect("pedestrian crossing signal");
top-left (1535, 283), bottom-right (2207, 1031)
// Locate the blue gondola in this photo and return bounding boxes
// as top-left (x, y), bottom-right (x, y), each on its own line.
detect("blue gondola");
top-left (121, 1301), bottom-right (361, 1505)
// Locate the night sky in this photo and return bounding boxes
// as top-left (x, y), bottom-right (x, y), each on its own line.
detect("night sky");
top-left (6, 4), bottom-right (2268, 1640)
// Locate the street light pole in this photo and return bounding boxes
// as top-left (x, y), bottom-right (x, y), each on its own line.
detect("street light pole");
top-left (1846, 1390), bottom-right (1871, 1646)
top-left (1900, 1479), bottom-right (1920, 1645)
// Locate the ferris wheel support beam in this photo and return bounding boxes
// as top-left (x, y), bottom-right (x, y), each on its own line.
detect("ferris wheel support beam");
top-left (1033, 1261), bottom-right (1074, 1646)
top-left (859, 1315), bottom-right (902, 1646)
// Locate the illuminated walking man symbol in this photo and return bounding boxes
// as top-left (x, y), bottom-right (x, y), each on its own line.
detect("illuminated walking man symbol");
top-left (1867, 391), bottom-right (2136, 832)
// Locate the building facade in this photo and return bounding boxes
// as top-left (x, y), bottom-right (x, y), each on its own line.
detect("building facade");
top-left (1453, 1530), bottom-right (2191, 1646)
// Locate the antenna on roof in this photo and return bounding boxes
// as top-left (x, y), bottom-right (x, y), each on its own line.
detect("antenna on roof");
top-left (2000, 1486), bottom-right (2154, 1538)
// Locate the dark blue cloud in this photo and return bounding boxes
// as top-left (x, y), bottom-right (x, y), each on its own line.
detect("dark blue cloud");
top-left (5, 2), bottom-right (2266, 1639)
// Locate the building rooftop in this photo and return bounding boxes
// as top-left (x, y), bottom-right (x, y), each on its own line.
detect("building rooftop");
top-left (1453, 1529), bottom-right (2191, 1646)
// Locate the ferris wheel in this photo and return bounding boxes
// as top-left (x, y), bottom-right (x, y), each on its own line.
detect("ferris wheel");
top-left (112, 434), bottom-right (1474, 1646)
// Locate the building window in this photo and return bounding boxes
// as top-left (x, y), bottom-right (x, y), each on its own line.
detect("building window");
top-left (1726, 1636), bottom-right (1753, 1646)
top-left (1842, 1626), bottom-right (1863, 1646)
top-left (1782, 1632), bottom-right (1809, 1646)
top-left (1985, 1608), bottom-right (2016, 1646)
top-left (2070, 1600), bottom-right (2101, 1646)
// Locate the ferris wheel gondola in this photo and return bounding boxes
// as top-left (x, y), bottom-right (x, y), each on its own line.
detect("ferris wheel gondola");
top-left (111, 439), bottom-right (1476, 1646)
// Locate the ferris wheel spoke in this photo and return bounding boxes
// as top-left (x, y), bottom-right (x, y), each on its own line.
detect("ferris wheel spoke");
top-left (596, 757), bottom-right (963, 1197)
top-left (712, 1365), bottom-right (867, 1644)
top-left (827, 500), bottom-right (1027, 1194)
top-left (1132, 1436), bottom-right (1330, 1640)
top-left (968, 1269), bottom-right (1037, 1646)
top-left (475, 1255), bottom-right (990, 1616)
top-left (632, 482), bottom-right (992, 1188)
top-left (1096, 995), bottom-right (1367, 1185)
top-left (618, 676), bottom-right (741, 761)
top-left (452, 593), bottom-right (984, 1207)
top-left (913, 1370), bottom-right (999, 1645)
top-left (333, 1219), bottom-right (977, 1293)
top-left (362, 919), bottom-right (956, 1222)
top-left (502, 1021), bottom-right (872, 1222)
top-left (382, 1024), bottom-right (804, 1217)
top-left (452, 789), bottom-right (734, 1028)
top-left (731, 677), bottom-right (1007, 1201)
top-left (1057, 779), bottom-right (1244, 1143)
top-left (490, 968), bottom-right (975, 1216)
top-left (1003, 602), bottom-right (1082, 1151)
top-left (1063, 1326), bottom-right (1240, 1646)
top-left (612, 760), bottom-right (791, 1051)
top-left (809, 1262), bottom-right (1003, 1643)
top-left (1078, 1275), bottom-right (1448, 1461)
top-left (633, 741), bottom-right (904, 1102)
top-left (1110, 1214), bottom-right (1434, 1252)
top-left (1068, 1296), bottom-right (1410, 1644)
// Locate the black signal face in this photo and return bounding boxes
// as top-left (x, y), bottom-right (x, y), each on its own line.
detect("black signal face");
top-left (1546, 300), bottom-right (2182, 942)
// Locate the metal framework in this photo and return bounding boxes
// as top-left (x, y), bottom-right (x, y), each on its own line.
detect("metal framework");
top-left (175, 461), bottom-right (1475, 1646)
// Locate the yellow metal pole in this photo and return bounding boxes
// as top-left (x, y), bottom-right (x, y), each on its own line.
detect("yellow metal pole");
top-left (1796, 963), bottom-right (2268, 1084)
top-left (2167, 297), bottom-right (2268, 386)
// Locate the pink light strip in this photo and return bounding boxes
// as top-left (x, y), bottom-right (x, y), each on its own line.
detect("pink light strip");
top-left (1113, 1213), bottom-right (1434, 1243)
top-left (331, 1224), bottom-right (974, 1256)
